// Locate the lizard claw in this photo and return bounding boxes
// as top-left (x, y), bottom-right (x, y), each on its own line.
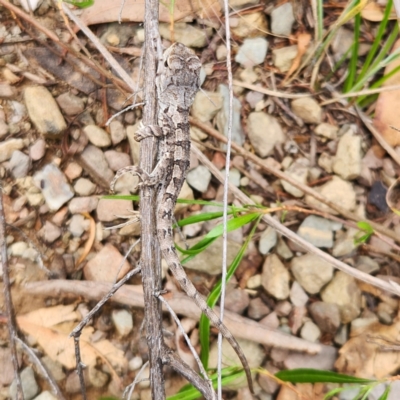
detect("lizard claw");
top-left (135, 122), bottom-right (163, 142)
top-left (110, 166), bottom-right (150, 193)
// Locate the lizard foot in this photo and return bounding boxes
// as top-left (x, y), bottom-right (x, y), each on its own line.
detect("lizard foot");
top-left (110, 166), bottom-right (150, 193)
top-left (134, 122), bottom-right (163, 142)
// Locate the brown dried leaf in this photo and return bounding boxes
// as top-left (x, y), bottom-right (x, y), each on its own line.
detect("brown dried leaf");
top-left (284, 32), bottom-right (312, 81)
top-left (17, 305), bottom-right (127, 379)
top-left (373, 39), bottom-right (400, 147)
top-left (335, 319), bottom-right (400, 378)
top-left (361, 2), bottom-right (397, 21)
top-left (80, 0), bottom-right (221, 27)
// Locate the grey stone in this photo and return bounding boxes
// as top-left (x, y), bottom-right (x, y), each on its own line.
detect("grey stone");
top-left (186, 165), bottom-right (212, 193)
top-left (69, 214), bottom-right (90, 237)
top-left (333, 130), bottom-right (362, 180)
top-left (41, 356), bottom-right (65, 381)
top-left (321, 271), bottom-right (361, 324)
top-left (0, 120), bottom-right (9, 138)
top-left (247, 297), bottom-right (270, 320)
top-left (192, 90), bottom-right (223, 122)
top-left (235, 37), bottom-right (268, 67)
top-left (356, 255), bottom-right (380, 274)
top-left (112, 309), bottom-right (133, 336)
top-left (260, 311), bottom-right (279, 329)
top-left (24, 86), bottom-right (66, 138)
top-left (272, 45), bottom-right (298, 73)
top-left (224, 288), bottom-right (250, 315)
top-left (289, 281), bottom-right (309, 307)
top-left (64, 162), bottom-right (82, 180)
top-left (128, 356), bottom-right (143, 371)
top-left (56, 92), bottom-right (85, 115)
top-left (9, 241), bottom-right (29, 256)
top-left (284, 345), bottom-right (337, 371)
top-left (0, 138), bottom-right (25, 162)
top-left (315, 123), bottom-right (338, 140)
top-left (83, 125), bottom-right (111, 147)
top-left (39, 221), bottom-right (61, 243)
top-left (291, 97), bottom-right (322, 124)
top-left (104, 150), bottom-right (132, 171)
top-left (309, 301), bottom-right (341, 333)
top-left (281, 157), bottom-right (309, 198)
top-left (247, 112), bottom-right (285, 158)
top-left (270, 3), bottom-right (295, 35)
top-left (300, 320), bottom-right (321, 342)
top-left (96, 197), bottom-right (134, 222)
top-left (9, 150), bottom-right (30, 178)
top-left (276, 238), bottom-right (293, 260)
top-left (109, 120), bottom-right (126, 145)
top-left (33, 391), bottom-right (58, 400)
top-left (318, 152), bottom-right (334, 173)
top-left (159, 22), bottom-right (210, 48)
top-left (83, 243), bottom-right (131, 282)
top-left (231, 12), bottom-right (268, 38)
top-left (0, 83), bottom-right (17, 99)
top-left (78, 145), bottom-right (114, 187)
top-left (332, 228), bottom-right (358, 257)
top-left (209, 338), bottom-right (264, 390)
top-left (297, 215), bottom-right (342, 248)
top-left (305, 176), bottom-right (357, 214)
top-left (69, 197), bottom-right (98, 214)
top-left (74, 178), bottom-right (96, 196)
top-left (33, 164), bottom-right (74, 211)
top-left (261, 254), bottom-right (290, 300)
top-left (291, 253), bottom-right (334, 294)
top-left (10, 366), bottom-right (39, 400)
top-left (29, 139), bottom-right (46, 161)
top-left (178, 235), bottom-right (242, 275)
top-left (258, 226), bottom-right (277, 255)
top-left (216, 84), bottom-right (245, 146)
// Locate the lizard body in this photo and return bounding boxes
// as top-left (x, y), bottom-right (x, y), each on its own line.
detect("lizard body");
top-left (112, 42), bottom-right (253, 392)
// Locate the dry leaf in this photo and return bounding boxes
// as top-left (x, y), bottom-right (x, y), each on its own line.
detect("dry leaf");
top-left (373, 39), bottom-right (400, 147)
top-left (361, 2), bottom-right (397, 21)
top-left (80, 0), bottom-right (221, 27)
top-left (75, 212), bottom-right (96, 268)
top-left (17, 305), bottom-right (127, 381)
top-left (284, 32), bottom-right (312, 81)
top-left (335, 319), bottom-right (400, 378)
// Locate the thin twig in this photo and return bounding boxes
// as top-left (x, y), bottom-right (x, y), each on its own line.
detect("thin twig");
top-left (15, 337), bottom-right (66, 400)
top-left (219, 0), bottom-right (234, 396)
top-left (0, 186), bottom-right (23, 400)
top-left (232, 79), bottom-right (312, 99)
top-left (156, 292), bottom-right (214, 398)
top-left (191, 144), bottom-right (400, 297)
top-left (70, 266), bottom-right (141, 338)
top-left (356, 107), bottom-right (400, 168)
top-left (24, 280), bottom-right (322, 354)
top-left (123, 361), bottom-right (149, 400)
top-left (61, 3), bottom-right (137, 91)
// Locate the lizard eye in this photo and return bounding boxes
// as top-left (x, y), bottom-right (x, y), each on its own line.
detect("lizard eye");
top-left (187, 57), bottom-right (201, 71)
top-left (167, 55), bottom-right (183, 70)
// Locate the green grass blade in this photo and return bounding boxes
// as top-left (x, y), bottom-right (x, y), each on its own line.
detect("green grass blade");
top-left (344, 4), bottom-right (361, 92)
top-left (199, 216), bottom-right (261, 368)
top-left (275, 369), bottom-right (376, 384)
top-left (378, 385), bottom-right (391, 400)
top-left (358, 0), bottom-right (393, 82)
top-left (316, 0), bottom-right (324, 41)
top-left (167, 367), bottom-right (245, 400)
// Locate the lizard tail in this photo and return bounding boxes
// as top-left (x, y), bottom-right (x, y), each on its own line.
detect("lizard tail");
top-left (158, 231), bottom-right (254, 393)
